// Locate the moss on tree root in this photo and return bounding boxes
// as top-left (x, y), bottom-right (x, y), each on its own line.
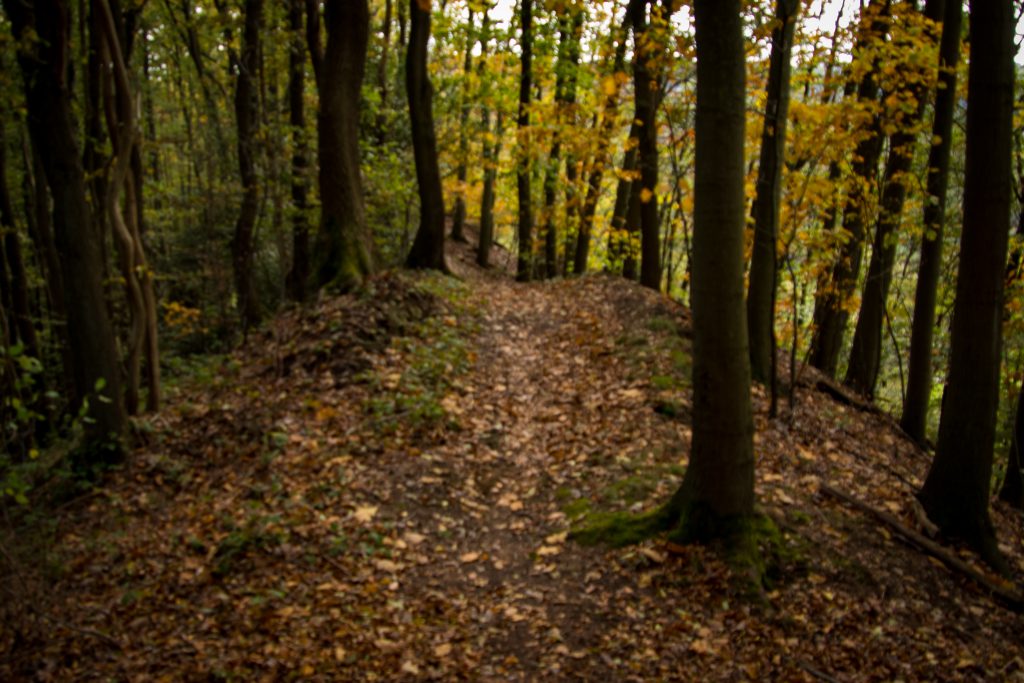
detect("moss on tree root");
top-left (570, 501), bottom-right (794, 593)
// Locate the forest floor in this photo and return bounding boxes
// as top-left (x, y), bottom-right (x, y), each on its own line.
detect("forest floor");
top-left (3, 233), bottom-right (1024, 681)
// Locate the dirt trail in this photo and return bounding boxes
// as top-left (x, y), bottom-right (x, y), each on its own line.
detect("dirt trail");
top-left (5, 239), bottom-right (1024, 681)
top-left (372, 257), bottom-right (695, 679)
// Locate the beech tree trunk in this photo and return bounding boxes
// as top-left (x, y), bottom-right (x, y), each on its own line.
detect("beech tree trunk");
top-left (575, 14), bottom-right (630, 276)
top-left (6, 0), bottom-right (127, 458)
top-left (665, 0), bottom-right (755, 546)
top-left (405, 0), bottom-right (448, 272)
top-left (232, 0), bottom-right (263, 329)
top-left (540, 9), bottom-right (583, 279)
top-left (376, 0), bottom-right (393, 142)
top-left (746, 0), bottom-right (798, 386)
top-left (917, 0), bottom-right (1013, 571)
top-left (608, 120), bottom-right (640, 274)
top-left (809, 0), bottom-right (891, 378)
top-left (477, 111), bottom-right (502, 268)
top-left (311, 0), bottom-right (376, 291)
top-left (901, 0), bottom-right (961, 442)
top-left (845, 0), bottom-right (942, 399)
top-left (631, 0), bottom-right (661, 291)
top-left (477, 14), bottom-right (499, 267)
top-left (999, 381), bottom-right (1024, 508)
top-left (0, 125), bottom-right (38, 359)
top-left (515, 0), bottom-right (535, 282)
top-left (450, 10), bottom-right (474, 244)
top-left (541, 142), bottom-right (562, 279)
top-left (287, 0), bottom-right (310, 302)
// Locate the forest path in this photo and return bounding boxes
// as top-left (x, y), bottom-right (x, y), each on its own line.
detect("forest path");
top-left (384, 252), bottom-right (696, 679)
top-left (5, 239), bottom-right (1024, 681)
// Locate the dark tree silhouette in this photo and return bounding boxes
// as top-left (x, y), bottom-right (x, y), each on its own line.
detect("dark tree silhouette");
top-left (917, 0), bottom-right (1014, 571)
top-left (405, 0), bottom-right (448, 272)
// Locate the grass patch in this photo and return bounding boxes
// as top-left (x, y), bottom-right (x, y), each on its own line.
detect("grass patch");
top-left (362, 273), bottom-right (479, 435)
top-left (570, 507), bottom-right (669, 547)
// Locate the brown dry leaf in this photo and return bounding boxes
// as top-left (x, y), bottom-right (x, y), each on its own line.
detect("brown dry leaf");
top-left (459, 552), bottom-right (481, 563)
top-left (434, 643), bottom-right (453, 658)
top-left (353, 505), bottom-right (378, 523)
top-left (404, 531), bottom-right (426, 545)
top-left (640, 547), bottom-right (666, 564)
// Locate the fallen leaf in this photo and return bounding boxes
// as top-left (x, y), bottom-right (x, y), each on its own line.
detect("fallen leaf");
top-left (354, 505), bottom-right (378, 523)
top-left (545, 531), bottom-right (568, 545)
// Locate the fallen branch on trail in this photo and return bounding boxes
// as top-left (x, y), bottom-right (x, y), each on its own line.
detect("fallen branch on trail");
top-left (819, 483), bottom-right (1024, 612)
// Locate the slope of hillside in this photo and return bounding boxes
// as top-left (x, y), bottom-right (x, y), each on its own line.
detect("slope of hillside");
top-left (2, 237), bottom-right (1023, 681)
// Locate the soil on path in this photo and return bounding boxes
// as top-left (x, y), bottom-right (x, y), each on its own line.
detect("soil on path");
top-left (3, 237), bottom-right (1024, 681)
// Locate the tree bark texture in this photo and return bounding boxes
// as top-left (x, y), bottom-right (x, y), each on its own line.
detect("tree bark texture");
top-left (845, 0), bottom-right (943, 399)
top-left (312, 0), bottom-right (376, 290)
top-left (5, 0), bottom-right (127, 455)
top-left (631, 0), bottom-right (661, 291)
top-left (450, 10), bottom-right (474, 244)
top-left (477, 111), bottom-right (502, 268)
top-left (999, 381), bottom-right (1024, 508)
top-left (901, 0), bottom-right (961, 442)
top-left (0, 125), bottom-right (39, 359)
top-left (746, 0), bottom-right (798, 385)
top-left (96, 0), bottom-right (161, 414)
top-left (232, 0), bottom-right (263, 329)
top-left (287, 0), bottom-right (310, 302)
top-left (405, 0), bottom-right (448, 272)
top-left (575, 15), bottom-right (630, 276)
top-left (667, 0), bottom-right (755, 541)
top-left (809, 0), bottom-right (891, 378)
top-left (917, 0), bottom-right (1014, 569)
top-left (515, 0), bottom-right (535, 281)
top-left (608, 120), bottom-right (640, 274)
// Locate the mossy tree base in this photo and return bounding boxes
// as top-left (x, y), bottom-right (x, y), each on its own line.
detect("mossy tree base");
top-left (570, 499), bottom-right (789, 595)
top-left (312, 226), bottom-right (376, 294)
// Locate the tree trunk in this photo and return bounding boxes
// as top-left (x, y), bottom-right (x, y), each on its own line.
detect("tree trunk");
top-left (95, 0), bottom-right (161, 414)
top-left (557, 5), bottom-right (584, 276)
top-left (746, 0), bottom-right (798, 385)
top-left (287, 0), bottom-right (310, 302)
top-left (6, 0), bottom-right (127, 459)
top-left (311, 0), bottom-right (376, 291)
top-left (666, 0), bottom-right (755, 547)
top-left (375, 0), bottom-right (393, 142)
top-left (901, 0), bottom-right (962, 442)
top-left (541, 142), bottom-right (562, 279)
top-left (998, 380), bottom-right (1024, 509)
top-left (622, 172), bottom-right (642, 280)
top-left (575, 15), bottom-right (630, 276)
top-left (809, 0), bottom-right (891, 377)
top-left (450, 10), bottom-right (474, 244)
top-left (478, 112), bottom-right (502, 268)
top-left (917, 0), bottom-right (1013, 571)
top-left (515, 0), bottom-right (535, 282)
top-left (231, 0), bottom-right (263, 330)
top-left (608, 121), bottom-right (640, 274)
top-left (477, 14), bottom-right (499, 267)
top-left (845, 0), bottom-right (942, 398)
top-left (631, 0), bottom-right (661, 291)
top-left (0, 125), bottom-right (39, 359)
top-left (405, 0), bottom-right (447, 271)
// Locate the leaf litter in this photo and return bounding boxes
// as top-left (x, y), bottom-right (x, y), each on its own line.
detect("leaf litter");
top-left (2, 237), bottom-right (1024, 681)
